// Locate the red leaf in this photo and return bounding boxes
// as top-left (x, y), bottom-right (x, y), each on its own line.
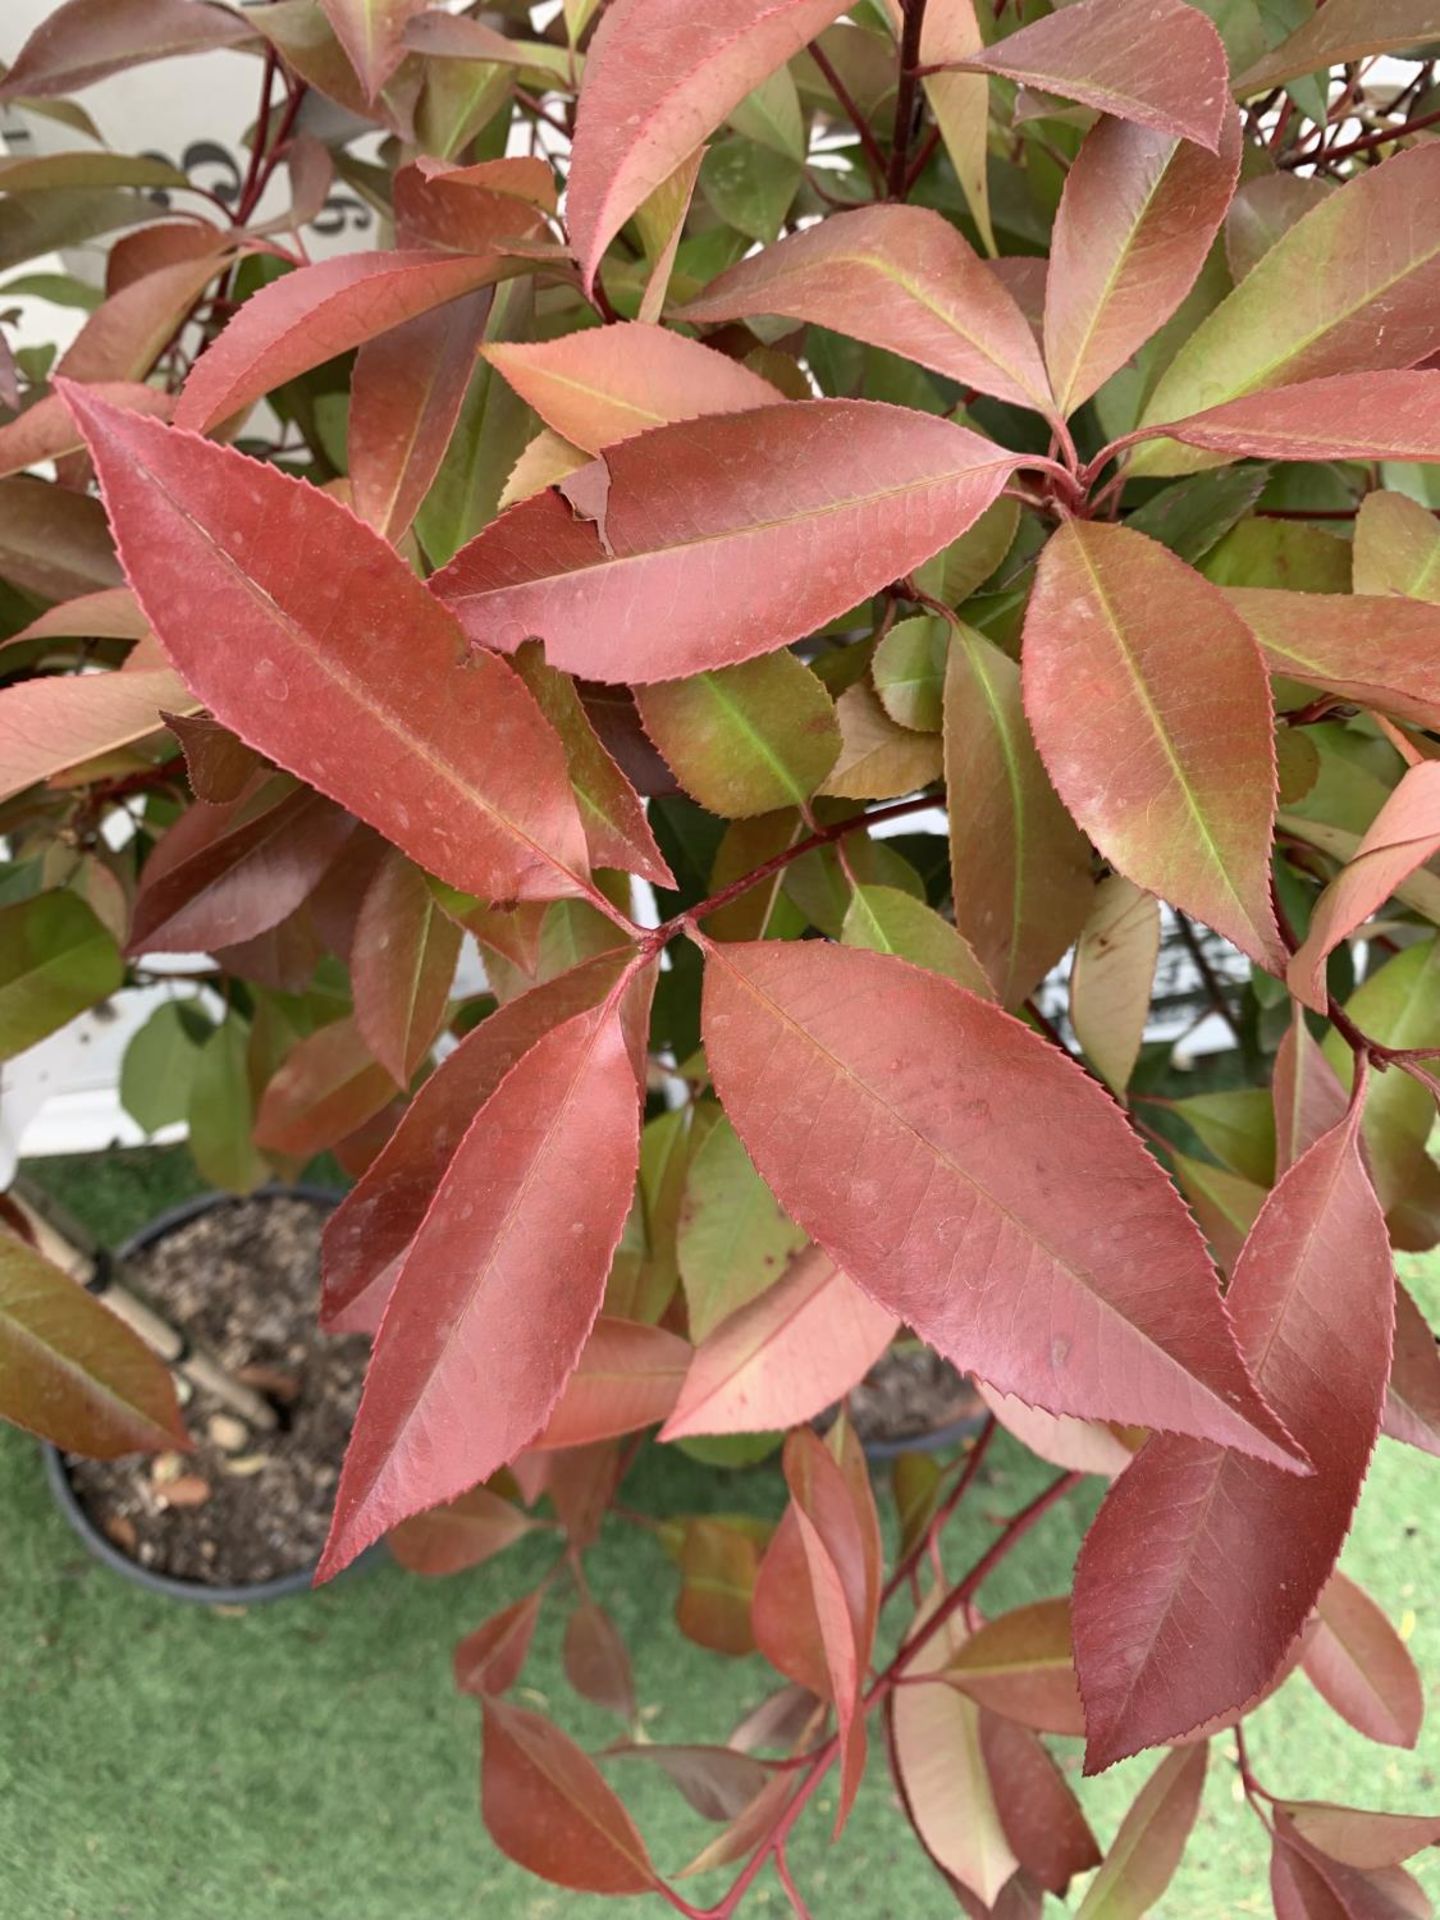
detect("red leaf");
top-left (509, 643), bottom-right (675, 887)
top-left (348, 289), bottom-right (492, 542)
top-left (1044, 110), bottom-right (1241, 415)
top-left (1150, 370), bottom-right (1440, 465)
top-left (1279, 1802), bottom-right (1440, 1874)
top-left (485, 324), bottom-right (782, 455)
top-left (662, 1244), bottom-right (896, 1441)
top-left (979, 1712), bottom-right (1100, 1896)
top-left (1270, 1810), bottom-right (1424, 1920)
top-left (890, 1594), bottom-right (1019, 1905)
top-left (603, 1744), bottom-right (772, 1823)
top-left (392, 155), bottom-right (556, 254)
top-left (0, 668), bottom-right (194, 804)
top-left (1288, 763), bottom-right (1440, 1011)
top-left (946, 0), bottom-right (1229, 152)
top-left (351, 849), bottom-right (462, 1085)
top-left (430, 400), bottom-right (1017, 683)
top-left (480, 1698), bottom-right (657, 1895)
top-left (0, 1232), bottom-right (188, 1456)
top-left (388, 1482), bottom-right (539, 1576)
top-left (172, 251), bottom-right (514, 436)
top-left (700, 938), bottom-right (1303, 1464)
top-left (945, 1599), bottom-right (1085, 1738)
top-left (255, 1016), bottom-right (399, 1158)
top-left (56, 253), bottom-right (232, 388)
top-left (1273, 1004), bottom-right (1350, 1176)
top-left (316, 975), bottom-right (648, 1579)
top-left (129, 779), bottom-right (355, 956)
top-left (317, 0), bottom-right (429, 98)
top-left (321, 951), bottom-right (633, 1335)
top-left (680, 206), bottom-right (1056, 418)
top-left (1384, 1281), bottom-right (1440, 1458)
top-left (2, 587), bottom-right (147, 655)
top-left (0, 0), bottom-right (252, 102)
top-left (976, 1384), bottom-right (1138, 1480)
top-left (1232, 588), bottom-right (1440, 732)
top-left (1073, 1095), bottom-right (1392, 1769)
top-left (165, 712), bottom-right (265, 806)
top-left (0, 382), bottom-right (172, 480)
top-left (564, 1600), bottom-right (635, 1721)
top-left (1024, 521), bottom-right (1285, 972)
top-left (529, 1317), bottom-right (691, 1450)
top-left (1302, 1569), bottom-right (1424, 1749)
top-left (752, 1507), bottom-right (828, 1696)
top-left (1075, 1743), bottom-right (1207, 1915)
top-left (454, 1590), bottom-right (544, 1697)
top-left (565, 0), bottom-right (850, 292)
top-left (63, 389), bottom-right (591, 905)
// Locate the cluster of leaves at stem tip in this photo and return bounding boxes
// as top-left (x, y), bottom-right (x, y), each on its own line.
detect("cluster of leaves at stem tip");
top-left (8, 0), bottom-right (1440, 1909)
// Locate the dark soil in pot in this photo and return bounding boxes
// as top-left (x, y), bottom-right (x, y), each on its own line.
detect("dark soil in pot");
top-left (848, 1346), bottom-right (987, 1456)
top-left (63, 1193), bottom-right (368, 1587)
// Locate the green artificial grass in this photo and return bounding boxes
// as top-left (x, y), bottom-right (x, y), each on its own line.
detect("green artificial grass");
top-left (3, 1148), bottom-right (1438, 1918)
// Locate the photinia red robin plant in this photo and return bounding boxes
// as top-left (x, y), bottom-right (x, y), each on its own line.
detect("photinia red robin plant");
top-left (5, 0), bottom-right (1440, 1909)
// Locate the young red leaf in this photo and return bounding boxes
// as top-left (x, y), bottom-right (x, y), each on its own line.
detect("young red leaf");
top-left (1384, 1281), bottom-right (1440, 1458)
top-left (63, 390), bottom-right (591, 905)
top-left (316, 979), bottom-right (648, 1580)
top-left (0, 1231), bottom-right (188, 1456)
top-left (0, 381), bottom-right (172, 480)
top-left (979, 1712), bottom-right (1101, 1896)
top-left (171, 252), bottom-right (517, 436)
top-left (1236, 0), bottom-right (1440, 92)
top-left (1231, 589), bottom-right (1440, 732)
top-left (317, 0), bottom-right (429, 98)
top-left (1273, 1004), bottom-right (1350, 1176)
top-left (1302, 1569), bottom-right (1424, 1749)
top-left (431, 400), bottom-right (1018, 683)
top-left (0, 668), bottom-right (194, 803)
top-left (2, 587), bottom-right (148, 654)
top-left (1073, 1095), bottom-right (1392, 1770)
top-left (1137, 146), bottom-right (1440, 471)
top-left (700, 938), bottom-right (1303, 1465)
top-left (945, 1600), bottom-right (1085, 1738)
top-left (565, 0), bottom-right (850, 292)
top-left (1069, 876), bottom-right (1161, 1096)
top-left (348, 289), bottom-right (492, 543)
top-left (1024, 521), bottom-right (1285, 973)
top-left (255, 1016), bottom-right (398, 1157)
top-left (387, 1483), bottom-right (539, 1576)
top-left (1277, 1802), bottom-right (1440, 1874)
top-left (165, 713), bottom-right (264, 806)
top-left (1074, 1743), bottom-right (1207, 1919)
top-left (662, 1244), bottom-right (897, 1441)
top-left (453, 1590), bottom-right (545, 1698)
top-left (1044, 110), bottom-right (1241, 416)
top-left (529, 1318), bottom-right (691, 1451)
top-left (321, 952), bottom-right (633, 1334)
top-left (943, 0), bottom-right (1229, 152)
top-left (564, 1600), bottom-right (635, 1721)
top-left (0, 0), bottom-right (253, 102)
top-left (976, 1384), bottom-right (1138, 1480)
top-left (1288, 764), bottom-right (1440, 1012)
top-left (480, 1698), bottom-right (657, 1895)
top-left (681, 206), bottom-right (1055, 418)
top-left (945, 623), bottom-right (1094, 1007)
top-left (509, 643), bottom-right (675, 887)
top-left (129, 780), bottom-right (355, 956)
top-left (1148, 370), bottom-right (1440, 465)
top-left (351, 848), bottom-right (462, 1085)
top-left (392, 155), bottom-right (556, 253)
top-left (56, 251), bottom-right (231, 389)
top-left (752, 1505), bottom-right (829, 1698)
top-left (485, 324), bottom-right (781, 455)
top-left (1269, 1809), bottom-right (1423, 1920)
top-left (891, 1594), bottom-right (1019, 1906)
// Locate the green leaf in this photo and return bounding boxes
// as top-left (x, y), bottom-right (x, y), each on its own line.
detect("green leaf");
top-left (188, 1017), bottom-right (268, 1194)
top-left (0, 891), bottom-right (123, 1061)
top-left (636, 654), bottom-right (841, 819)
top-left (700, 135), bottom-right (803, 244)
top-left (677, 1116), bottom-right (807, 1341)
top-left (911, 494), bottom-right (1020, 607)
top-left (1198, 517), bottom-right (1351, 593)
top-left (841, 883), bottom-right (993, 996)
top-left (120, 999), bottom-right (210, 1134)
top-left (1124, 466), bottom-right (1271, 564)
top-left (1354, 491), bottom-right (1440, 602)
top-left (0, 150), bottom-right (188, 192)
top-left (872, 616), bottom-right (949, 733)
top-left (1170, 1088), bottom-right (1277, 1187)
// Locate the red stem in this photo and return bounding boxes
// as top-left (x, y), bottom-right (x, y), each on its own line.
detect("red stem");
top-left (888, 0), bottom-right (930, 198)
top-left (809, 41), bottom-right (887, 191)
top-left (1282, 102), bottom-right (1440, 168)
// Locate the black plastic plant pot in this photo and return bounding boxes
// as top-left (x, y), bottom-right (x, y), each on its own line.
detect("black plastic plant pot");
top-left (41, 1184), bottom-right (357, 1606)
